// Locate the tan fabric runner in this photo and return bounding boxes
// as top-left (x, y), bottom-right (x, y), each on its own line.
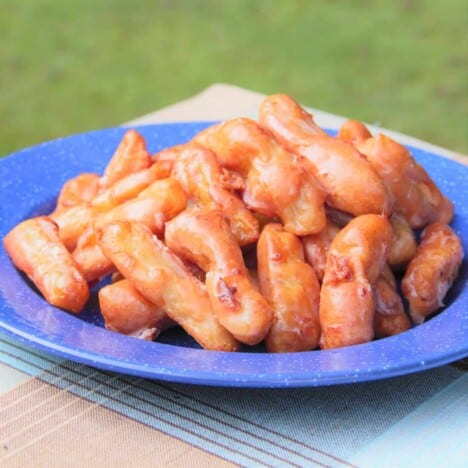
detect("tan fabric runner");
top-left (1, 357), bottom-right (465, 467)
top-left (1, 376), bottom-right (233, 468)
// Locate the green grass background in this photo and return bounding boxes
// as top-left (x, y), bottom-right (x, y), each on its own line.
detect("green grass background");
top-left (1, 0), bottom-right (467, 157)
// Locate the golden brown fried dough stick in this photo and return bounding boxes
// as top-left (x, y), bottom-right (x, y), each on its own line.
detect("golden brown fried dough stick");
top-left (3, 217), bottom-right (89, 313)
top-left (50, 203), bottom-right (96, 251)
top-left (154, 143), bottom-right (246, 192)
top-left (99, 279), bottom-right (174, 340)
top-left (152, 144), bottom-right (184, 164)
top-left (388, 214), bottom-right (417, 270)
top-left (51, 131), bottom-right (156, 251)
top-left (337, 119), bottom-right (372, 146)
top-left (357, 134), bottom-right (454, 228)
top-left (401, 223), bottom-right (464, 324)
top-left (74, 178), bottom-right (187, 282)
top-left (91, 160), bottom-right (173, 212)
top-left (100, 130), bottom-right (152, 189)
top-left (95, 178), bottom-right (187, 234)
top-left (257, 223), bottom-right (321, 352)
top-left (171, 143), bottom-right (259, 245)
top-left (259, 94), bottom-right (393, 217)
top-left (194, 118), bottom-right (326, 236)
top-left (72, 227), bottom-right (112, 282)
top-left (320, 214), bottom-right (393, 349)
top-left (374, 265), bottom-right (411, 338)
top-left (52, 173), bottom-right (100, 215)
top-left (302, 220), bottom-right (341, 282)
top-left (325, 210), bottom-right (418, 271)
top-left (96, 221), bottom-right (239, 351)
top-left (165, 209), bottom-right (272, 346)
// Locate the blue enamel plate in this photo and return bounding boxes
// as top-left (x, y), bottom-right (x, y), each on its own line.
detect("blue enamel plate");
top-left (0, 122), bottom-right (466, 387)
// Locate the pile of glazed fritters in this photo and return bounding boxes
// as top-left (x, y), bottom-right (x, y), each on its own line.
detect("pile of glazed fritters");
top-left (4, 94), bottom-right (464, 352)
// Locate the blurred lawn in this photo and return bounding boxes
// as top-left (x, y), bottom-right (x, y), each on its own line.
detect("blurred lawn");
top-left (1, 0), bottom-right (467, 157)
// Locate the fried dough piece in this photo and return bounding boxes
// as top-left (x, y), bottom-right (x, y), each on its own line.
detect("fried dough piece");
top-left (374, 265), bottom-right (411, 338)
top-left (337, 119), bottom-right (372, 146)
top-left (302, 220), bottom-right (341, 282)
top-left (388, 213), bottom-right (417, 270)
top-left (194, 118), bottom-right (326, 236)
top-left (165, 209), bottom-right (272, 345)
top-left (153, 144), bottom-right (184, 164)
top-left (91, 160), bottom-right (173, 212)
top-left (99, 279), bottom-right (174, 340)
top-left (50, 203), bottom-right (96, 251)
top-left (259, 94), bottom-right (393, 216)
top-left (74, 178), bottom-right (187, 282)
top-left (51, 130), bottom-right (155, 250)
top-left (3, 217), bottom-right (89, 313)
top-left (72, 227), bottom-right (113, 282)
top-left (95, 178), bottom-right (186, 234)
top-left (52, 173), bottom-right (100, 215)
top-left (401, 223), bottom-right (463, 324)
top-left (257, 223), bottom-right (321, 352)
top-left (155, 142), bottom-right (246, 191)
top-left (171, 143), bottom-right (259, 245)
top-left (327, 210), bottom-right (418, 271)
top-left (319, 214), bottom-right (393, 349)
top-left (96, 221), bottom-right (239, 351)
top-left (100, 130), bottom-right (152, 189)
top-left (357, 134), bottom-right (454, 228)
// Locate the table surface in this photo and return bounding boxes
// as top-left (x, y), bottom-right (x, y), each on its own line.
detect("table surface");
top-left (1, 83), bottom-right (466, 468)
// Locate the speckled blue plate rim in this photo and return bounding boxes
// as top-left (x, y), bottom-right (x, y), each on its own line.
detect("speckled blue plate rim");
top-left (0, 122), bottom-right (466, 388)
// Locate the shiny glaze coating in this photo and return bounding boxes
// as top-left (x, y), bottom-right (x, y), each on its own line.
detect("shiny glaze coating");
top-left (52, 173), bottom-right (100, 215)
top-left (165, 208), bottom-right (272, 345)
top-left (99, 279), bottom-right (174, 340)
top-left (257, 223), bottom-right (321, 352)
top-left (96, 220), bottom-right (239, 351)
top-left (314, 211), bottom-right (417, 273)
top-left (259, 94), bottom-right (393, 216)
top-left (3, 216), bottom-right (89, 313)
top-left (402, 222), bottom-right (464, 324)
top-left (388, 213), bottom-right (417, 270)
top-left (94, 178), bottom-right (186, 234)
top-left (51, 158), bottom-right (172, 252)
top-left (319, 214), bottom-right (393, 349)
top-left (91, 160), bottom-right (173, 212)
top-left (374, 265), bottom-right (411, 338)
top-left (194, 118), bottom-right (326, 236)
top-left (302, 220), bottom-right (341, 282)
top-left (171, 143), bottom-right (259, 245)
top-left (337, 119), bottom-right (372, 146)
top-left (74, 178), bottom-right (187, 282)
top-left (357, 134), bottom-right (454, 228)
top-left (50, 203), bottom-right (96, 251)
top-left (100, 129), bottom-right (152, 188)
top-left (72, 226), bottom-right (113, 283)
